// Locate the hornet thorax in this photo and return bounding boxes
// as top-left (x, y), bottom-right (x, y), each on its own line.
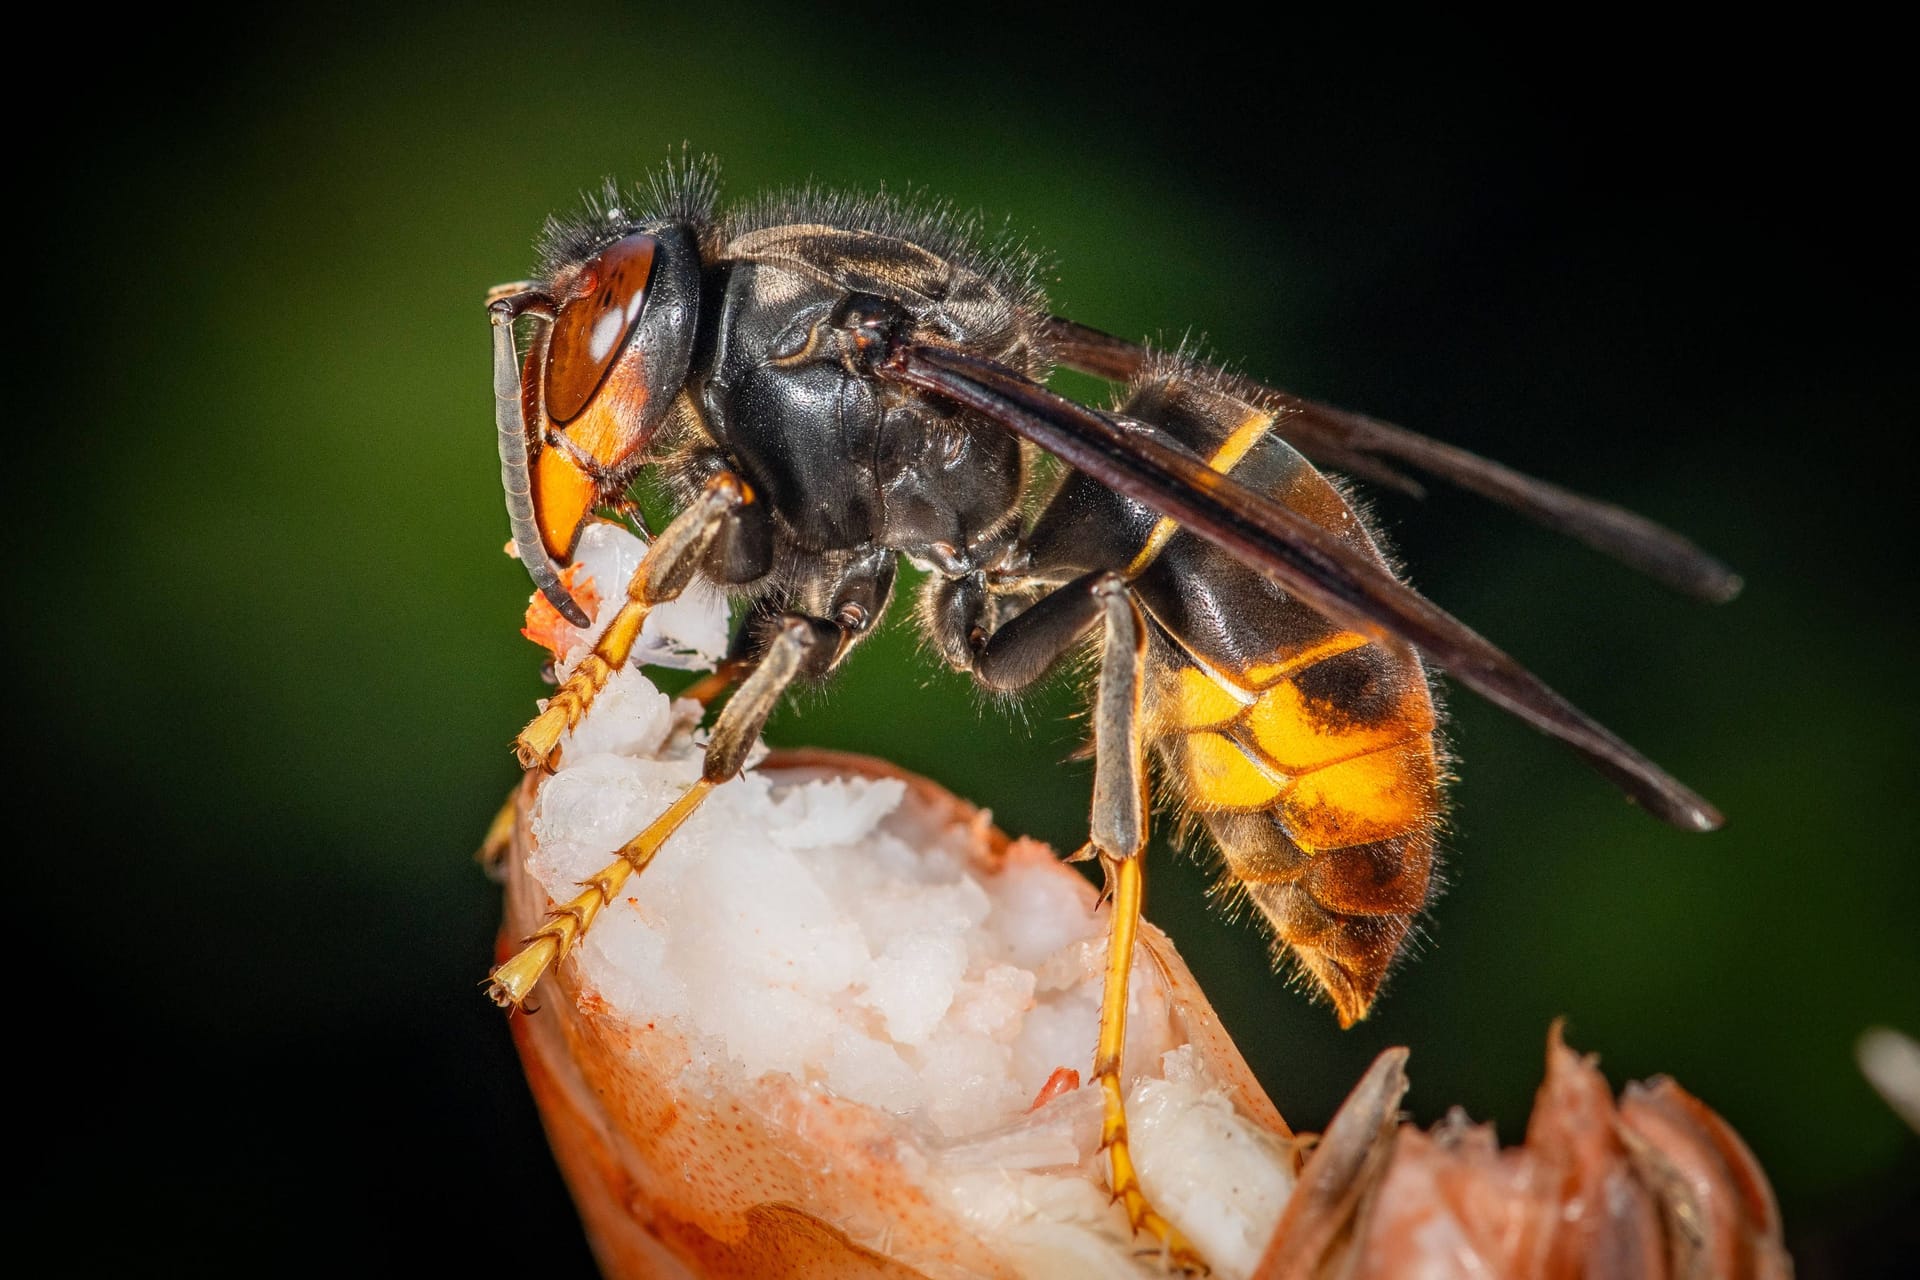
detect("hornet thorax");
top-left (692, 224), bottom-right (1044, 573)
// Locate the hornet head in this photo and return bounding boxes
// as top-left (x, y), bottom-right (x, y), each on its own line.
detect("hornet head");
top-left (489, 223), bottom-right (701, 623)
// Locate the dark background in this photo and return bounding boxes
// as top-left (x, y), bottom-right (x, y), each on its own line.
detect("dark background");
top-left (20, 6), bottom-right (1915, 1273)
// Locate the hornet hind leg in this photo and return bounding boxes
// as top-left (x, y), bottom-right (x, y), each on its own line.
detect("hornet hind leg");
top-left (1087, 579), bottom-right (1205, 1272)
top-left (954, 568), bottom-right (1205, 1272)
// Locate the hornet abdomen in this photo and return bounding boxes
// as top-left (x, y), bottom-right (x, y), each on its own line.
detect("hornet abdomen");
top-left (1118, 371), bottom-right (1444, 1027)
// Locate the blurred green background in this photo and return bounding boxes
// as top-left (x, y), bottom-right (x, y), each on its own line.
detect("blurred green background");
top-left (23, 5), bottom-right (1914, 1273)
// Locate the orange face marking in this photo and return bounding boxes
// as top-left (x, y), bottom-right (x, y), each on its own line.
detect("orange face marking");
top-left (524, 234), bottom-right (667, 562)
top-left (533, 446), bottom-right (598, 561)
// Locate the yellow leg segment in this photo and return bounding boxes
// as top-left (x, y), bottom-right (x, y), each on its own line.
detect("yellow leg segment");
top-left (513, 475), bottom-right (746, 772)
top-left (514, 598), bottom-right (651, 770)
top-left (1095, 853), bottom-right (1205, 1273)
top-left (488, 779), bottom-right (715, 1007)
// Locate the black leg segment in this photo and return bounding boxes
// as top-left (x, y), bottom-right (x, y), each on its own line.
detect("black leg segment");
top-left (955, 569), bottom-right (1113, 694)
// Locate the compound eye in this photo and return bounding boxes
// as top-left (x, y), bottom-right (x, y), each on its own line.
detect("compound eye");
top-left (544, 232), bottom-right (658, 424)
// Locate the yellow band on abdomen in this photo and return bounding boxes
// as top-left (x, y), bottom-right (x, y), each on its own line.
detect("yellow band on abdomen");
top-left (1125, 408), bottom-right (1274, 577)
